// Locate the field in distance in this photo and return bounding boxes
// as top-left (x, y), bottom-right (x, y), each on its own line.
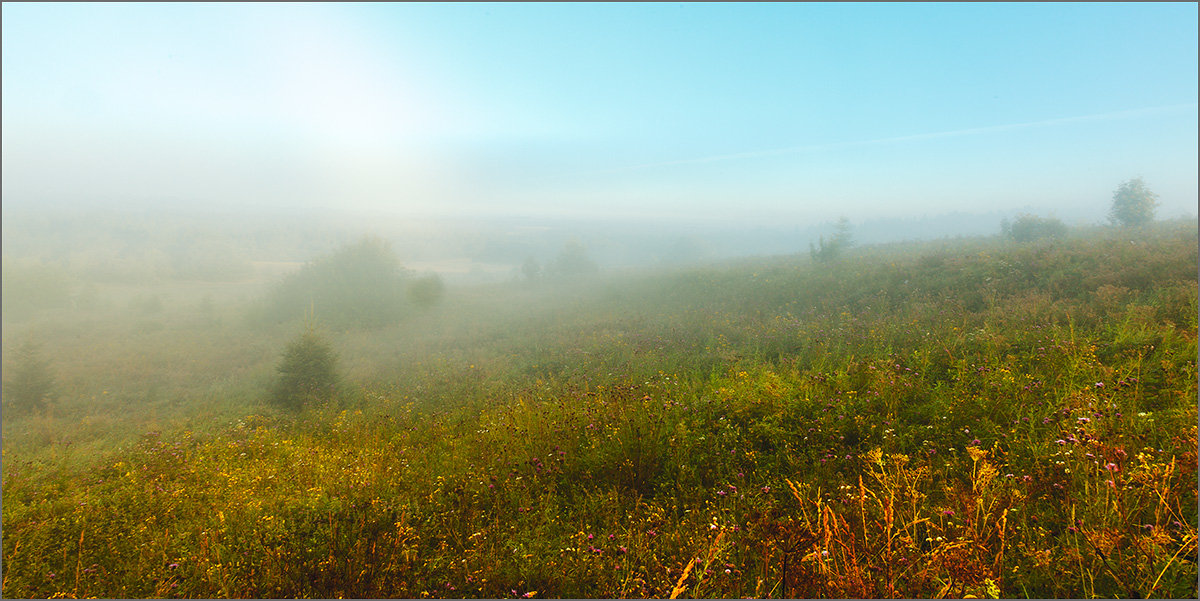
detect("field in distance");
top-left (2, 220), bottom-right (1196, 598)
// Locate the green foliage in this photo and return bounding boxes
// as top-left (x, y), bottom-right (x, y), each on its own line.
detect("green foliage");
top-left (2, 339), bottom-right (56, 414)
top-left (809, 216), bottom-right (854, 262)
top-left (1002, 213), bottom-right (1068, 242)
top-left (2, 220), bottom-right (1196, 599)
top-left (521, 256), bottom-right (542, 283)
top-left (269, 325), bottom-right (340, 411)
top-left (1110, 176), bottom-right (1160, 227)
top-left (260, 236), bottom-right (408, 329)
top-left (547, 240), bottom-right (598, 278)
top-left (407, 273), bottom-right (446, 309)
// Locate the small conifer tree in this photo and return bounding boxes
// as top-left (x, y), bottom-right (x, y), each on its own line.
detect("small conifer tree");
top-left (810, 216), bottom-right (854, 262)
top-left (270, 320), bottom-right (340, 411)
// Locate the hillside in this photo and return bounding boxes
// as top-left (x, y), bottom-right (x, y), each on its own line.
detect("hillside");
top-left (2, 221), bottom-right (1197, 598)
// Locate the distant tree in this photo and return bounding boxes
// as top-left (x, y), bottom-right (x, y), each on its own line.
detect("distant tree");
top-left (810, 216), bottom-right (854, 262)
top-left (1002, 213), bottom-right (1068, 242)
top-left (407, 273), bottom-right (445, 309)
top-left (260, 236), bottom-right (409, 329)
top-left (1109, 177), bottom-right (1159, 227)
top-left (547, 240), bottom-right (599, 278)
top-left (2, 339), bottom-right (56, 414)
top-left (521, 256), bottom-right (542, 283)
top-left (269, 323), bottom-right (340, 411)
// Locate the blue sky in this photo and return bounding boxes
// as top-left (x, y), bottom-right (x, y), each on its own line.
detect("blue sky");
top-left (3, 2), bottom-right (1196, 224)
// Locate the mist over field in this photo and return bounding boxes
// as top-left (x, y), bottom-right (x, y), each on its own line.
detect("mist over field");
top-left (2, 3), bottom-right (1197, 599)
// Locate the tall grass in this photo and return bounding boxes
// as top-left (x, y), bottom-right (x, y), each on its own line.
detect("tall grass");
top-left (3, 220), bottom-right (1196, 598)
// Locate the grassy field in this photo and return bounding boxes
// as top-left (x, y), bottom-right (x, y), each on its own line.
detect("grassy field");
top-left (2, 221), bottom-right (1197, 598)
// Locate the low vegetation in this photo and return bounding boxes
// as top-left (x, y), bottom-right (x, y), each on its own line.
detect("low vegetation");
top-left (2, 220), bottom-right (1196, 598)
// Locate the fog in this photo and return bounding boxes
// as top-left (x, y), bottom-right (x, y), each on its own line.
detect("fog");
top-left (4, 2), bottom-right (1197, 355)
top-left (4, 3), bottom-right (1197, 226)
top-left (3, 2), bottom-right (1197, 308)
top-left (4, 5), bottom-right (1200, 598)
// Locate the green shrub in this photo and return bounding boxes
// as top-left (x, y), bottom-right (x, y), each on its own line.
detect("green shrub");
top-left (547, 240), bottom-right (598, 278)
top-left (810, 216), bottom-right (854, 262)
top-left (1109, 176), bottom-right (1159, 227)
top-left (407, 273), bottom-right (445, 309)
top-left (269, 325), bottom-right (340, 411)
top-left (259, 237), bottom-right (408, 329)
top-left (1002, 213), bottom-right (1068, 242)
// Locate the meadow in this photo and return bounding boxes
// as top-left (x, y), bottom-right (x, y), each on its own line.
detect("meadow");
top-left (2, 220), bottom-right (1197, 598)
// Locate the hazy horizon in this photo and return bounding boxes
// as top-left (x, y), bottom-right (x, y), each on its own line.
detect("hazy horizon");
top-left (3, 2), bottom-right (1197, 225)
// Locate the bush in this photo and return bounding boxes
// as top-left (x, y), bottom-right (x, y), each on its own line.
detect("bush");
top-left (269, 326), bottom-right (340, 411)
top-left (259, 237), bottom-right (409, 329)
top-left (1002, 213), bottom-right (1067, 242)
top-left (810, 216), bottom-right (854, 262)
top-left (1109, 176), bottom-right (1159, 227)
top-left (2, 339), bottom-right (56, 414)
top-left (407, 274), bottom-right (445, 309)
top-left (547, 240), bottom-right (598, 278)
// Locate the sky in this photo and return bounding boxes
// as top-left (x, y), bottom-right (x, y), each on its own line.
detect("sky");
top-left (3, 2), bottom-right (1197, 224)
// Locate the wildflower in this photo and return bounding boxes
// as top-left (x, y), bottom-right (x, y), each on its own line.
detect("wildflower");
top-left (761, 485), bottom-right (771, 493)
top-left (1077, 417), bottom-right (1090, 424)
top-left (942, 509), bottom-right (955, 516)
top-left (1055, 439), bottom-right (1066, 446)
top-left (971, 439), bottom-right (980, 445)
top-left (1094, 382), bottom-right (1104, 388)
top-left (1104, 463), bottom-right (1118, 472)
